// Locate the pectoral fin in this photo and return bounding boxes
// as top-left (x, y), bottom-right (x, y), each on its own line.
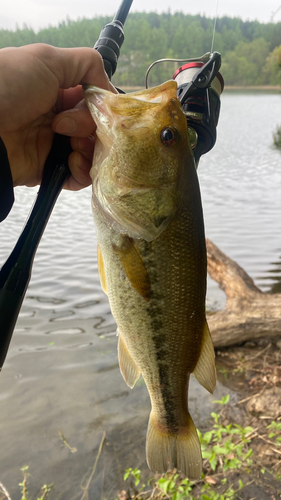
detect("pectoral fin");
top-left (97, 244), bottom-right (107, 295)
top-left (118, 333), bottom-right (141, 389)
top-left (192, 321), bottom-right (216, 394)
top-left (114, 237), bottom-right (151, 301)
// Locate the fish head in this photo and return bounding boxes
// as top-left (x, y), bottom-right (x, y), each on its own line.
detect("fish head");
top-left (84, 81), bottom-right (195, 241)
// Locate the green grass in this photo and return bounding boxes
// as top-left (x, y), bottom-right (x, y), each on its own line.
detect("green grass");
top-left (2, 396), bottom-right (281, 500)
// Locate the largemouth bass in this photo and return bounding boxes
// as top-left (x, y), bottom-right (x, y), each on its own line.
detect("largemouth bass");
top-left (84, 81), bottom-right (216, 480)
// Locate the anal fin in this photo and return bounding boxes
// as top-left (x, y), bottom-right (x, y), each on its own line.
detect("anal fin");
top-left (118, 333), bottom-right (141, 389)
top-left (192, 321), bottom-right (216, 394)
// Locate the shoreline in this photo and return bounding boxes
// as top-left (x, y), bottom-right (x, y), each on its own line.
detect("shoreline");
top-left (224, 85), bottom-right (281, 91)
top-left (119, 85), bottom-right (281, 91)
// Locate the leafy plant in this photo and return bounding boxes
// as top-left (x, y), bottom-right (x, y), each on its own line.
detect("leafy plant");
top-left (122, 395), bottom-right (256, 500)
top-left (122, 467), bottom-right (247, 500)
top-left (267, 420), bottom-right (281, 444)
top-left (199, 396), bottom-right (254, 474)
top-left (19, 466), bottom-right (30, 500)
top-left (18, 466), bottom-right (53, 500)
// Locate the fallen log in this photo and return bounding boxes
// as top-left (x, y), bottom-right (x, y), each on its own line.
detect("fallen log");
top-left (206, 239), bottom-right (281, 348)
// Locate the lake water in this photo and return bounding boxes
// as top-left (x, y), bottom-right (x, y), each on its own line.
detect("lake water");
top-left (0, 91), bottom-right (280, 499)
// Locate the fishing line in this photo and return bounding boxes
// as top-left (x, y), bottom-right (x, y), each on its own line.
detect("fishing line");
top-left (210, 0), bottom-right (219, 53)
top-left (145, 53), bottom-right (210, 88)
top-left (146, 1), bottom-right (221, 88)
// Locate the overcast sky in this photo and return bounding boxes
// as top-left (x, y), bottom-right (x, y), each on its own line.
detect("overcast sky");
top-left (1, 0), bottom-right (281, 32)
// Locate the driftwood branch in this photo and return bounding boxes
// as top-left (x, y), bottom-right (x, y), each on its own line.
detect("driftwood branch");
top-left (206, 239), bottom-right (281, 348)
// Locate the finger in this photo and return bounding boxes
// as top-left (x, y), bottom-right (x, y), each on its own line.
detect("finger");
top-left (55, 81), bottom-right (117, 113)
top-left (55, 86), bottom-right (84, 113)
top-left (34, 44), bottom-right (117, 92)
top-left (56, 47), bottom-right (118, 92)
top-left (70, 135), bottom-right (95, 162)
top-left (53, 103), bottom-right (96, 137)
top-left (64, 150), bottom-right (92, 191)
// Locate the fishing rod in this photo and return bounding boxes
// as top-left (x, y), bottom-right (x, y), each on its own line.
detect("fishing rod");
top-left (0, 0), bottom-right (133, 369)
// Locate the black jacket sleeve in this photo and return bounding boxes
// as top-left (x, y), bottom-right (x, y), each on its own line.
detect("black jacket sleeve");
top-left (0, 137), bottom-right (14, 222)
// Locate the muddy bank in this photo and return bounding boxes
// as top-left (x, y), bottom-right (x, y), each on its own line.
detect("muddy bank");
top-left (115, 340), bottom-right (281, 500)
top-left (214, 339), bottom-right (281, 500)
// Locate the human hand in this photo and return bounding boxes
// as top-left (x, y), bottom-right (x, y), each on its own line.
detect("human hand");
top-left (0, 43), bottom-right (116, 190)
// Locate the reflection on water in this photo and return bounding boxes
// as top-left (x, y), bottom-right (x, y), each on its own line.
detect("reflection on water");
top-left (0, 91), bottom-right (280, 499)
top-left (258, 255), bottom-right (281, 293)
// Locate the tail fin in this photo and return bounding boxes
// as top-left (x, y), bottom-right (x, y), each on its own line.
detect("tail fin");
top-left (146, 411), bottom-right (202, 480)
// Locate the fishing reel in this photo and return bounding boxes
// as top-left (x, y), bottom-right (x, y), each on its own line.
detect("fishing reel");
top-left (146, 51), bottom-right (224, 165)
top-left (175, 51), bottom-right (224, 164)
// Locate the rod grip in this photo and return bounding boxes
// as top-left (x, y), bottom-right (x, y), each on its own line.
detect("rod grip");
top-left (0, 134), bottom-right (71, 368)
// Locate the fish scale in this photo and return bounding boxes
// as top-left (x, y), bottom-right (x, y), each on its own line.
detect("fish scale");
top-left (84, 80), bottom-right (216, 479)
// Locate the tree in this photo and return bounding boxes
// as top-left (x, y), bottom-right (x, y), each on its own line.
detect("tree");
top-left (263, 45), bottom-right (281, 84)
top-left (221, 38), bottom-right (270, 85)
top-left (0, 12), bottom-right (281, 87)
top-left (171, 20), bottom-right (205, 58)
top-left (221, 51), bottom-right (257, 85)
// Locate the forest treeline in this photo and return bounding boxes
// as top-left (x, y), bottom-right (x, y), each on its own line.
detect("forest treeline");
top-left (1, 12), bottom-right (281, 87)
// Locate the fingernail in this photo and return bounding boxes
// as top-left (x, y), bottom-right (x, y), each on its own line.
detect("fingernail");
top-left (55, 117), bottom-right (77, 134)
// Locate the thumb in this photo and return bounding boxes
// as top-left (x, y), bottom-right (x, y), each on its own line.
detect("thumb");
top-left (50, 46), bottom-right (118, 137)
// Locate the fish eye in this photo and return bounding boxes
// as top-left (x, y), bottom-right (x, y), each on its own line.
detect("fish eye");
top-left (160, 127), bottom-right (178, 147)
